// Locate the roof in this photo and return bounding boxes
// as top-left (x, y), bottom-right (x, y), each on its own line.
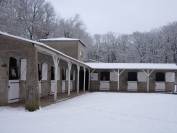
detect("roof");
top-left (0, 31), bottom-right (89, 67)
top-left (86, 63), bottom-right (177, 70)
top-left (39, 37), bottom-right (86, 47)
top-left (40, 37), bottom-right (80, 41)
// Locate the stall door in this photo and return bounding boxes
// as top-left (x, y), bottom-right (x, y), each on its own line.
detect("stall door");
top-left (8, 80), bottom-right (20, 103)
top-left (51, 80), bottom-right (56, 95)
top-left (100, 81), bottom-right (110, 91)
top-left (62, 81), bottom-right (66, 93)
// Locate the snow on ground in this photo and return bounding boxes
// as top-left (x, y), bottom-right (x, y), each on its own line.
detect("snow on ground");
top-left (0, 92), bottom-right (177, 133)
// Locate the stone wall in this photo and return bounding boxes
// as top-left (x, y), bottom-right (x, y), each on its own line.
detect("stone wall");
top-left (110, 81), bottom-right (118, 91)
top-left (138, 82), bottom-right (146, 92)
top-left (40, 41), bottom-right (79, 60)
top-left (90, 81), bottom-right (100, 91)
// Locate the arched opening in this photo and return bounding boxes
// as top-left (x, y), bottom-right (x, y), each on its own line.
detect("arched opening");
top-left (9, 57), bottom-right (19, 80)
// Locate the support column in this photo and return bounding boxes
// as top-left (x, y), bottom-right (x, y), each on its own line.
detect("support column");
top-left (117, 69), bottom-right (120, 91)
top-left (147, 70), bottom-right (150, 92)
top-left (83, 67), bottom-right (86, 92)
top-left (77, 65), bottom-right (80, 94)
top-left (117, 69), bottom-right (124, 92)
top-left (67, 62), bottom-right (71, 96)
top-left (25, 48), bottom-right (40, 111)
top-left (88, 69), bottom-right (91, 91)
top-left (143, 69), bottom-right (153, 92)
top-left (53, 55), bottom-right (59, 101)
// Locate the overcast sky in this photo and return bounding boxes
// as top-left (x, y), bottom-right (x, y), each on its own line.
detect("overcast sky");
top-left (48, 0), bottom-right (177, 35)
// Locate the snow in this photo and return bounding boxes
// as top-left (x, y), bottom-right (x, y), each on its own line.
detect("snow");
top-left (0, 92), bottom-right (177, 133)
top-left (39, 37), bottom-right (86, 47)
top-left (86, 62), bottom-right (177, 70)
top-left (40, 37), bottom-right (80, 41)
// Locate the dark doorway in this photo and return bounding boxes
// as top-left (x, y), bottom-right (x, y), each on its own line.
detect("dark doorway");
top-left (79, 69), bottom-right (84, 91)
top-left (85, 70), bottom-right (89, 91)
top-left (9, 57), bottom-right (19, 80)
top-left (128, 72), bottom-right (137, 81)
top-left (156, 72), bottom-right (165, 81)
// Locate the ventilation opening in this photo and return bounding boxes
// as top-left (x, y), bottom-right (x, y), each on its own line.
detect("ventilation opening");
top-left (128, 72), bottom-right (137, 81)
top-left (156, 72), bottom-right (165, 81)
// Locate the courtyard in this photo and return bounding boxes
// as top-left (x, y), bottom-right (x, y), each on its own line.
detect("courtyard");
top-left (0, 92), bottom-right (177, 133)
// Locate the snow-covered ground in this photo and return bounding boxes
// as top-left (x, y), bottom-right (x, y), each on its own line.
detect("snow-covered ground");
top-left (0, 92), bottom-right (177, 133)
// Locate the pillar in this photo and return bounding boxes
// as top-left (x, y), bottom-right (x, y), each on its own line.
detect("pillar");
top-left (77, 65), bottom-right (80, 94)
top-left (147, 70), bottom-right (150, 92)
top-left (88, 69), bottom-right (91, 91)
top-left (83, 67), bottom-right (86, 92)
top-left (67, 62), bottom-right (71, 96)
top-left (25, 48), bottom-right (40, 111)
top-left (143, 69), bottom-right (153, 93)
top-left (117, 69), bottom-right (120, 91)
top-left (53, 55), bottom-right (59, 101)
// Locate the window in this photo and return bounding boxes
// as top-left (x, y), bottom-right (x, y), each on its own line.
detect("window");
top-left (100, 72), bottom-right (110, 81)
top-left (51, 66), bottom-right (55, 80)
top-left (156, 72), bottom-right (165, 81)
top-left (38, 64), bottom-right (42, 81)
top-left (9, 57), bottom-right (19, 80)
top-left (128, 72), bottom-right (137, 81)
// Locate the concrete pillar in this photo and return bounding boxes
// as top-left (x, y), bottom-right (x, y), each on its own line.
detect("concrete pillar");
top-left (88, 69), bottom-right (91, 91)
top-left (67, 62), bottom-right (71, 96)
top-left (117, 69), bottom-right (120, 91)
top-left (146, 70), bottom-right (150, 92)
top-left (0, 55), bottom-right (9, 105)
top-left (77, 65), bottom-right (80, 94)
top-left (25, 48), bottom-right (40, 111)
top-left (83, 67), bottom-right (86, 92)
top-left (53, 55), bottom-right (59, 101)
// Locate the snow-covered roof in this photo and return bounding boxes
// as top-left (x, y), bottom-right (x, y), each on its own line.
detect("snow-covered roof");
top-left (39, 37), bottom-right (86, 47)
top-left (86, 63), bottom-right (177, 70)
top-left (0, 31), bottom-right (88, 67)
top-left (40, 37), bottom-right (80, 41)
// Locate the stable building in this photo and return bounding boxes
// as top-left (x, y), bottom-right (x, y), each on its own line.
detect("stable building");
top-left (0, 31), bottom-right (177, 111)
top-left (86, 63), bottom-right (177, 92)
top-left (0, 31), bottom-right (90, 111)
